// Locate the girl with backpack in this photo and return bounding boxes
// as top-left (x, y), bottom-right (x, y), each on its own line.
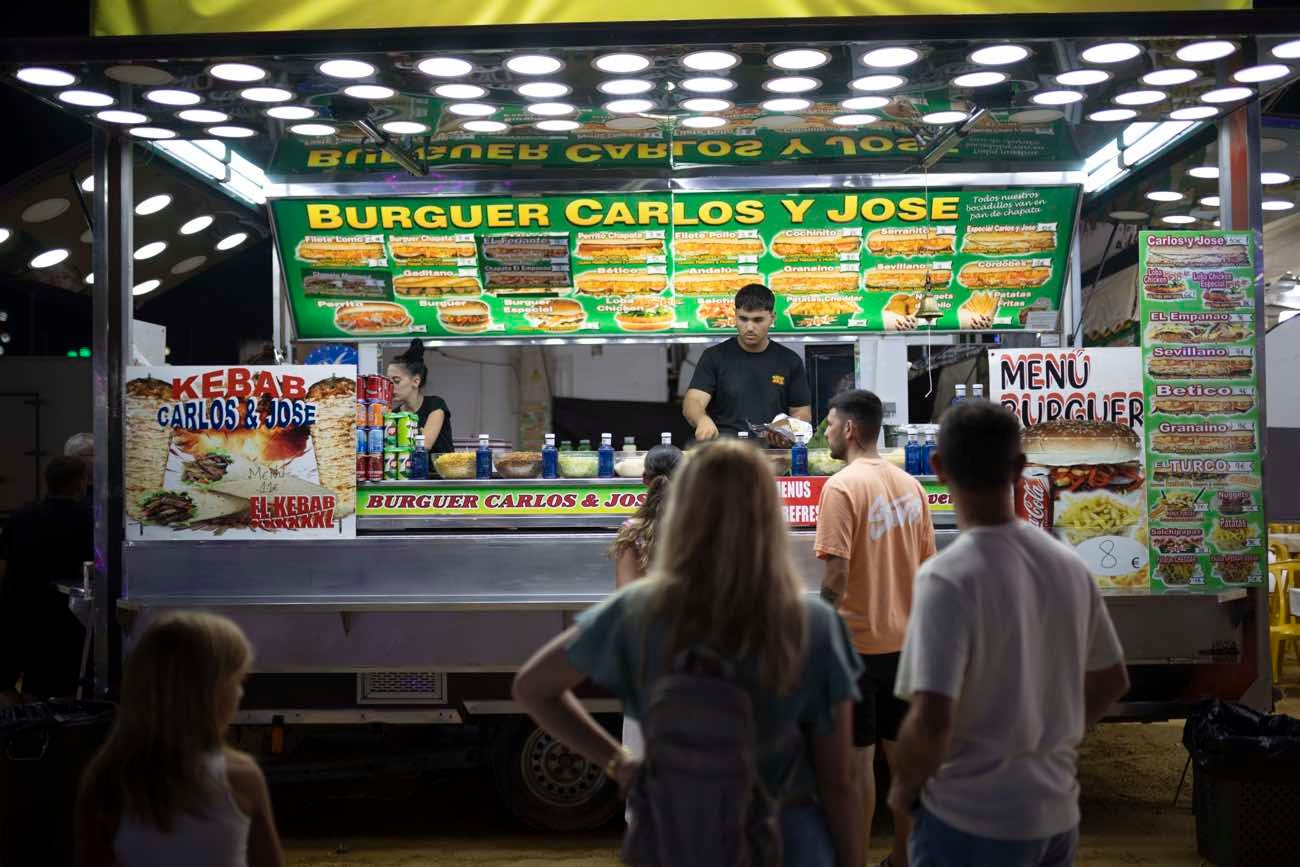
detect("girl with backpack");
top-left (515, 439), bottom-right (865, 867)
top-left (75, 612), bottom-right (285, 867)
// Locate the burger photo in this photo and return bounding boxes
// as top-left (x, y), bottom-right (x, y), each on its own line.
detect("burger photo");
top-left (1023, 420), bottom-right (1145, 547)
top-left (614, 298), bottom-right (676, 332)
top-left (437, 300), bottom-right (492, 334)
top-left (1144, 277), bottom-right (1189, 302)
top-left (526, 299), bottom-right (586, 333)
top-left (334, 302), bottom-right (414, 335)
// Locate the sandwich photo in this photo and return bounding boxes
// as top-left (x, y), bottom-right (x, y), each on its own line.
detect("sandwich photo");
top-left (334, 302), bottom-right (414, 335)
top-left (437, 300), bottom-right (492, 334)
top-left (1150, 393), bottom-right (1255, 415)
top-left (1144, 277), bottom-right (1189, 301)
top-left (786, 299), bottom-right (859, 328)
top-left (673, 272), bottom-right (763, 297)
top-left (1204, 287), bottom-right (1248, 309)
top-left (696, 300), bottom-right (737, 329)
top-left (302, 271), bottom-right (388, 299)
top-left (769, 269), bottom-right (861, 295)
top-left (770, 230), bottom-right (861, 260)
top-left (958, 260), bottom-right (1052, 289)
top-left (1145, 320), bottom-right (1250, 344)
top-left (863, 266), bottom-right (952, 291)
top-left (882, 293), bottom-right (921, 331)
top-left (574, 235), bottom-right (666, 263)
top-left (614, 298), bottom-right (676, 332)
top-left (1152, 430), bottom-right (1255, 455)
top-left (389, 237), bottom-right (477, 263)
top-left (1148, 243), bottom-right (1249, 269)
top-left (673, 233), bottom-right (766, 262)
top-left (484, 270), bottom-right (572, 294)
top-left (526, 299), bottom-right (586, 333)
top-left (481, 236), bottom-right (569, 263)
top-left (1151, 465), bottom-right (1257, 488)
top-left (962, 227), bottom-right (1055, 256)
top-left (296, 237), bottom-right (385, 266)
top-left (1147, 355), bottom-right (1253, 379)
top-left (866, 227), bottom-right (954, 257)
top-left (574, 271), bottom-right (669, 297)
top-left (394, 274), bottom-right (482, 297)
top-left (958, 291), bottom-right (1000, 329)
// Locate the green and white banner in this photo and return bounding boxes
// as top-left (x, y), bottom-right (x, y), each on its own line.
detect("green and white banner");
top-left (1138, 230), bottom-right (1264, 592)
top-left (272, 187), bottom-right (1077, 341)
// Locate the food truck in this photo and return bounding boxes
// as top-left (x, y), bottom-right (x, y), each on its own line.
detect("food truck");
top-left (2, 2), bottom-right (1293, 830)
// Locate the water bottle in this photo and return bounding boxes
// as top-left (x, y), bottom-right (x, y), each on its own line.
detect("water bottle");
top-left (623, 436), bottom-right (637, 458)
top-left (904, 426), bottom-right (923, 476)
top-left (409, 434), bottom-right (429, 480)
top-left (475, 434), bottom-right (493, 480)
top-left (972, 383), bottom-right (984, 400)
top-left (922, 427), bottom-right (938, 475)
top-left (791, 434), bottom-right (808, 476)
top-left (952, 384), bottom-right (967, 406)
top-left (661, 432), bottom-right (672, 446)
top-left (738, 431), bottom-right (750, 441)
top-left (542, 433), bottom-right (559, 479)
top-left (598, 433), bottom-right (615, 478)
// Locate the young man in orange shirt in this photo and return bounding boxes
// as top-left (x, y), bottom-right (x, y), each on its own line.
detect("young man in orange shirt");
top-left (816, 389), bottom-right (937, 867)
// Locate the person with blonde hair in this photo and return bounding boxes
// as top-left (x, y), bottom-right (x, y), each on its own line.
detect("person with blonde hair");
top-left (515, 439), bottom-right (865, 867)
top-left (75, 612), bottom-right (285, 867)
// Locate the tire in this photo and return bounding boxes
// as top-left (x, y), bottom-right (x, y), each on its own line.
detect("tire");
top-left (490, 716), bottom-right (622, 832)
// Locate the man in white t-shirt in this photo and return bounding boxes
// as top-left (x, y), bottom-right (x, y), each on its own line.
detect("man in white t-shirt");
top-left (887, 401), bottom-right (1130, 867)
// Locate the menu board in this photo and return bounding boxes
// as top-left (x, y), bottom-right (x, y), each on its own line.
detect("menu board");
top-left (1138, 231), bottom-right (1264, 591)
top-left (124, 365), bottom-right (357, 540)
top-left (991, 348), bottom-right (1149, 591)
top-left (272, 188), bottom-right (1076, 341)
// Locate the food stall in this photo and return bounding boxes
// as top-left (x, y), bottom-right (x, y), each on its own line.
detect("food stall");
top-left (3, 3), bottom-right (1295, 829)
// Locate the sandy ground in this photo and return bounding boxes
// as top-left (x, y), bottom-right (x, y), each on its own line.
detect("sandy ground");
top-left (279, 674), bottom-right (1300, 867)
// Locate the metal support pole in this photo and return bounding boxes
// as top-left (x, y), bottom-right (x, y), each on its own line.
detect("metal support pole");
top-left (91, 130), bottom-right (132, 700)
top-left (271, 251), bottom-right (285, 363)
top-left (1067, 230), bottom-right (1084, 347)
top-left (1218, 102), bottom-right (1271, 712)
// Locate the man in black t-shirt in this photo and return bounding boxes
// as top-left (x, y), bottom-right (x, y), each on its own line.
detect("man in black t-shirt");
top-left (684, 284), bottom-right (812, 441)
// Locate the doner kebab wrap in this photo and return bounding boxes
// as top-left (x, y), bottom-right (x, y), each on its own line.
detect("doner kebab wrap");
top-left (306, 376), bottom-right (357, 518)
top-left (125, 377), bottom-right (175, 520)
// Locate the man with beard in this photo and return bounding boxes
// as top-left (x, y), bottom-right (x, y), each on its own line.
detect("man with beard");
top-left (816, 389), bottom-right (937, 867)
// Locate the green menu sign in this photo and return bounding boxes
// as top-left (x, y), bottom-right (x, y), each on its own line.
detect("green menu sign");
top-left (272, 187), bottom-right (1077, 341)
top-left (1138, 230), bottom-right (1265, 592)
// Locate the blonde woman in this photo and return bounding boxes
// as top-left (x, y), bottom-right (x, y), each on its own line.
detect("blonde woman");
top-left (515, 440), bottom-right (865, 867)
top-left (75, 612), bottom-right (285, 867)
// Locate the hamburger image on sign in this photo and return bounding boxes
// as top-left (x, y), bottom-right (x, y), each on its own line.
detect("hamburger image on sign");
top-left (614, 297), bottom-right (675, 332)
top-left (437, 300), bottom-right (492, 334)
top-left (526, 299), bottom-right (586, 333)
top-left (1023, 420), bottom-right (1145, 497)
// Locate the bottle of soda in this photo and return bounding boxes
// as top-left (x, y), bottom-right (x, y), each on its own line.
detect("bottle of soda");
top-left (791, 434), bottom-right (808, 476)
top-left (905, 426), bottom-right (923, 476)
top-left (542, 434), bottom-right (559, 479)
top-left (475, 434), bottom-right (493, 480)
top-left (597, 433), bottom-right (615, 478)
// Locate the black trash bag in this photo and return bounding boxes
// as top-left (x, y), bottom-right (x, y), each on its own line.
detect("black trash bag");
top-left (1183, 699), bottom-right (1300, 780)
top-left (1, 700), bottom-right (115, 867)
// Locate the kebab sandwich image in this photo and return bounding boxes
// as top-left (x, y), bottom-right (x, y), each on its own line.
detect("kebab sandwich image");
top-left (302, 271), bottom-right (387, 299)
top-left (770, 230), bottom-right (861, 259)
top-left (481, 236), bottom-right (569, 262)
top-left (1147, 242), bottom-right (1249, 269)
top-left (388, 237), bottom-right (477, 263)
top-left (768, 269), bottom-right (860, 295)
top-left (1147, 354), bottom-right (1252, 379)
top-left (863, 266), bottom-right (952, 291)
top-left (1152, 429), bottom-right (1255, 455)
top-left (575, 271), bottom-right (670, 296)
top-left (333, 302), bottom-right (414, 335)
top-left (574, 235), bottom-right (666, 263)
top-left (1150, 393), bottom-right (1255, 415)
top-left (393, 274), bottom-right (482, 297)
top-left (866, 227), bottom-right (954, 257)
top-left (673, 233), bottom-right (765, 261)
top-left (958, 260), bottom-right (1053, 289)
top-left (296, 237), bottom-right (385, 266)
top-left (962, 227), bottom-right (1055, 256)
top-left (673, 272), bottom-right (763, 297)
top-left (1146, 320), bottom-right (1251, 344)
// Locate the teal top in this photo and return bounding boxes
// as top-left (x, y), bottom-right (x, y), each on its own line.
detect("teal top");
top-left (566, 581), bottom-right (863, 797)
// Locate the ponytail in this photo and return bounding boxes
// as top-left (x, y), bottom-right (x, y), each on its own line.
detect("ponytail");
top-left (608, 444), bottom-right (683, 576)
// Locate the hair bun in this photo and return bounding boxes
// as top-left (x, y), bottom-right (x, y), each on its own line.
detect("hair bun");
top-left (401, 338), bottom-right (424, 361)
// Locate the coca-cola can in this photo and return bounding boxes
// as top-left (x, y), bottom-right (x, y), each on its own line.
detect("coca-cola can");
top-left (364, 453), bottom-right (383, 482)
top-left (359, 375), bottom-right (386, 402)
top-left (1015, 469), bottom-right (1054, 530)
top-left (356, 453), bottom-right (368, 482)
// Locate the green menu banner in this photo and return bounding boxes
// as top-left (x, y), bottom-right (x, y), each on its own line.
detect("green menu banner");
top-left (1138, 230), bottom-right (1264, 592)
top-left (272, 188), bottom-right (1077, 341)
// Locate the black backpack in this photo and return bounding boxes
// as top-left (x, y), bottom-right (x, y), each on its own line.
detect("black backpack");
top-left (622, 647), bottom-right (801, 867)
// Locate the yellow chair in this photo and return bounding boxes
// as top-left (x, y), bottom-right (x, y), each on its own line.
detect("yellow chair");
top-left (1269, 561), bottom-right (1300, 681)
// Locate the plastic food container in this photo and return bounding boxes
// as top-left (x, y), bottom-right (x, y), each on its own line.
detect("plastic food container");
top-left (807, 448), bottom-right (845, 476)
top-left (614, 452), bottom-right (646, 479)
top-left (496, 452), bottom-right (543, 479)
top-left (434, 451), bottom-right (477, 480)
top-left (558, 451), bottom-right (600, 479)
top-left (764, 449), bottom-right (792, 477)
top-left (880, 447), bottom-right (906, 469)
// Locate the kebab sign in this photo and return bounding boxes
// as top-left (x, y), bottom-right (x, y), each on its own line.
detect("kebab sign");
top-left (273, 187), bottom-right (1075, 341)
top-left (124, 365), bottom-right (357, 540)
top-left (991, 348), bottom-right (1149, 591)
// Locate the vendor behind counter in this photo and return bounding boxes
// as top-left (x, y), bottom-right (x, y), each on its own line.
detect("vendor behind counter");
top-left (388, 339), bottom-right (455, 454)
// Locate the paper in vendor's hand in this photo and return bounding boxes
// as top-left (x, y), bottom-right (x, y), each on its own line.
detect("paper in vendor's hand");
top-left (765, 413), bottom-right (814, 446)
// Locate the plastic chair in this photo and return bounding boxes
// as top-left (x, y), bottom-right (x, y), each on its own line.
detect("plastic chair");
top-left (1269, 561), bottom-right (1300, 681)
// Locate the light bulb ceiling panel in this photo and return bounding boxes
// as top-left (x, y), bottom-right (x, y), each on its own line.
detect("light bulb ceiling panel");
top-left (0, 142), bottom-right (268, 299)
top-left (1, 27), bottom-right (1297, 179)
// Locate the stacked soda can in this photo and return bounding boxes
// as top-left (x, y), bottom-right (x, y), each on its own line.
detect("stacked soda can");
top-left (381, 411), bottom-right (418, 480)
top-left (356, 375), bottom-right (393, 483)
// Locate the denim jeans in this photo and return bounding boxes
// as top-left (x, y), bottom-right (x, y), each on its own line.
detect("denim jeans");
top-left (781, 804), bottom-right (837, 867)
top-left (909, 805), bottom-right (1078, 867)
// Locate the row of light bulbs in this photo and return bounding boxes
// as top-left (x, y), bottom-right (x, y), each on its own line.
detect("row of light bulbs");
top-left (14, 37), bottom-right (1299, 139)
top-left (1141, 169), bottom-right (1296, 223)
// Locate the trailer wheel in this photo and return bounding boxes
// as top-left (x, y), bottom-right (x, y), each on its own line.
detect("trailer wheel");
top-left (491, 717), bottom-right (621, 831)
